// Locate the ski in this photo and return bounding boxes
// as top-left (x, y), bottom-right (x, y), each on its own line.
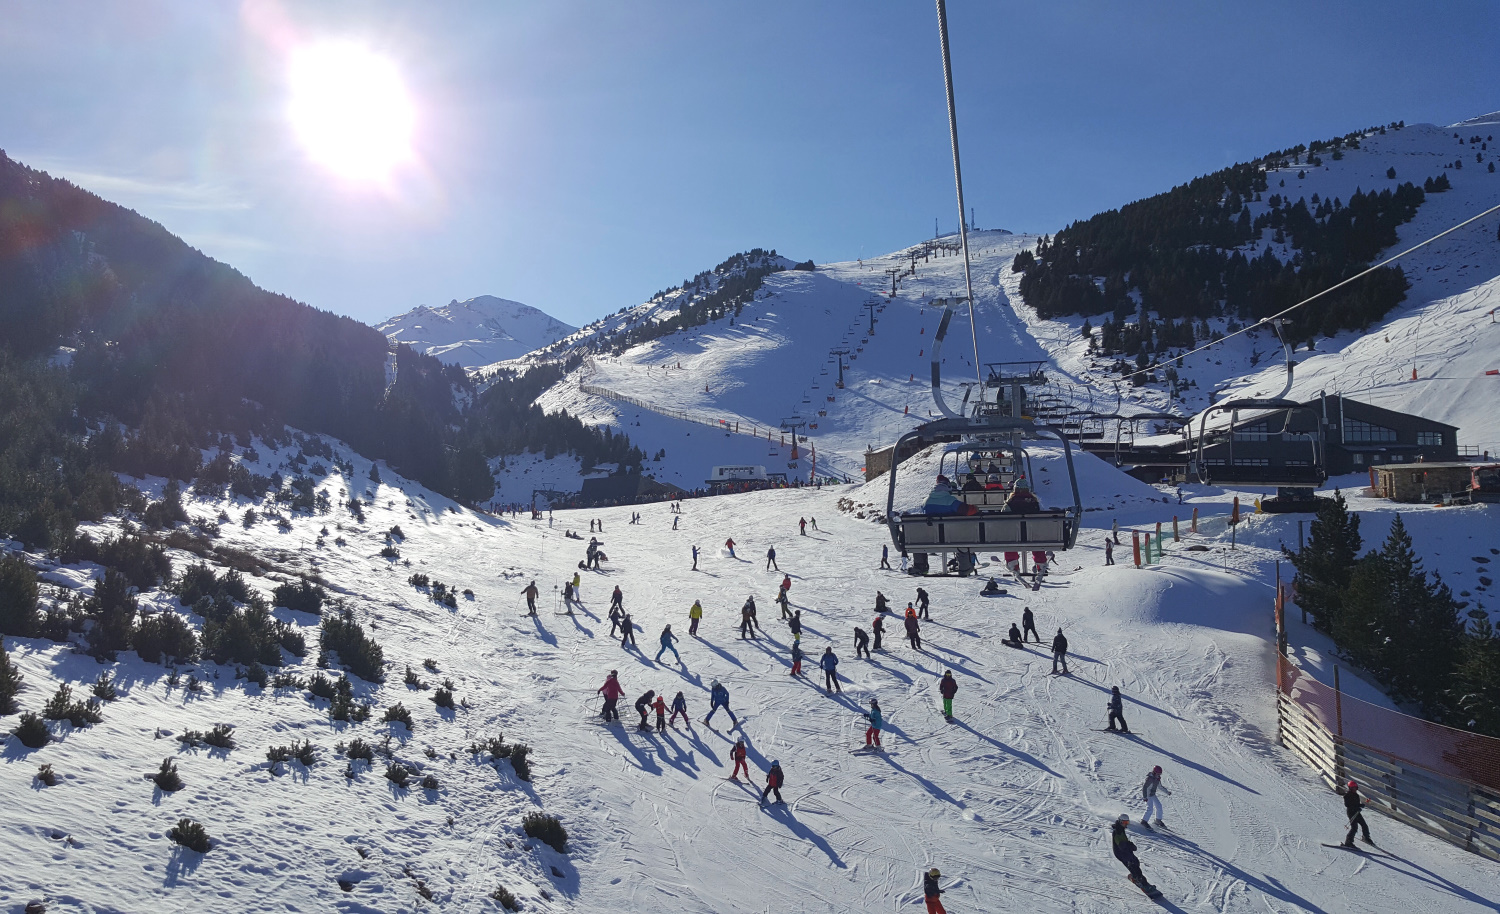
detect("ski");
top-left (1092, 729), bottom-right (1137, 735)
top-left (1322, 842), bottom-right (1387, 856)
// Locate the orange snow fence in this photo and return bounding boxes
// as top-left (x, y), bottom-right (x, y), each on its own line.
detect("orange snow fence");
top-left (1230, 496), bottom-right (1241, 525)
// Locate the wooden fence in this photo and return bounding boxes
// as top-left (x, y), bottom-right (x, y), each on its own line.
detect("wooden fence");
top-left (1276, 656), bottom-right (1500, 860)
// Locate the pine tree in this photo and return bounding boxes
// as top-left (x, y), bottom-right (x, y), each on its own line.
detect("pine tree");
top-left (1453, 616), bottom-right (1500, 736)
top-left (1284, 491), bottom-right (1361, 634)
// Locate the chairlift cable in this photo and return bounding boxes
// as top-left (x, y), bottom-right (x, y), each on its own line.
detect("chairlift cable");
top-left (935, 0), bottom-right (984, 389)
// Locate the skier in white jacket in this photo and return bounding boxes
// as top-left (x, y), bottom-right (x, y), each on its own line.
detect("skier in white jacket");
top-left (1142, 765), bottom-right (1171, 827)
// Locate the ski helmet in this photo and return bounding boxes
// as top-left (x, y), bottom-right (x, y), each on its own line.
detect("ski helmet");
top-left (773, 760), bottom-right (780, 767)
top-left (1153, 765), bottom-right (1162, 774)
top-left (609, 670), bottom-right (617, 677)
top-left (1119, 814), bottom-right (1131, 824)
top-left (929, 868), bottom-right (941, 877)
top-left (1347, 780), bottom-right (1358, 791)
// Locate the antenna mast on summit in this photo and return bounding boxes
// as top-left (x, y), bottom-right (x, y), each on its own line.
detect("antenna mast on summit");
top-left (935, 0), bottom-right (983, 388)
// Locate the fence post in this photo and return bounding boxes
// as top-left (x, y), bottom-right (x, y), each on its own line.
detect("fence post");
top-left (1132, 531), bottom-right (1141, 567)
top-left (1172, 516), bottom-right (1179, 542)
top-left (1191, 506), bottom-right (1198, 534)
top-left (1334, 665), bottom-right (1346, 786)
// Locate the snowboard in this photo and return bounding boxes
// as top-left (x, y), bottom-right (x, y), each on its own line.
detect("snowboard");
top-left (1127, 877), bottom-right (1163, 899)
top-left (980, 589), bottom-right (1008, 598)
top-left (850, 746), bottom-right (887, 754)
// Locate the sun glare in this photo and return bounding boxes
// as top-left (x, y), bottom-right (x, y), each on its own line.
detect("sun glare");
top-left (288, 42), bottom-right (415, 182)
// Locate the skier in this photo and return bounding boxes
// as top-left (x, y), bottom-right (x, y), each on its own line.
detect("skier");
top-left (521, 580), bottom-right (539, 616)
top-left (725, 537), bottom-right (736, 558)
top-left (669, 690), bottom-right (690, 727)
top-left (635, 689), bottom-right (656, 730)
top-left (916, 587), bottom-right (930, 618)
top-left (1031, 549), bottom-right (1049, 590)
top-left (608, 604), bottom-right (623, 638)
top-left (1342, 780), bottom-right (1374, 846)
top-left (610, 585), bottom-right (624, 611)
top-left (799, 517), bottom-right (807, 536)
top-left (747, 595), bottom-right (762, 632)
top-left (563, 579), bottom-right (575, 605)
top-left (729, 738), bottom-right (750, 780)
top-left (673, 515), bottom-right (679, 530)
top-left (1052, 628), bottom-right (1069, 674)
top-left (810, 517), bottom-right (818, 531)
top-left (740, 600), bottom-right (756, 640)
top-left (871, 614), bottom-right (885, 652)
top-left (620, 613), bottom-right (637, 649)
top-left (652, 692), bottom-right (668, 732)
top-left (788, 609), bottom-right (803, 642)
top-left (790, 640), bottom-right (804, 676)
top-left (864, 698), bottom-right (883, 748)
top-left (704, 679), bottom-right (738, 727)
top-left (904, 605), bottom-right (922, 650)
top-left (1112, 517), bottom-right (1120, 544)
top-left (760, 760), bottom-right (785, 805)
top-left (776, 585), bottom-right (791, 619)
top-left (1107, 686), bottom-right (1130, 733)
top-left (689, 599), bottom-right (703, 636)
top-left (1105, 538), bottom-right (1115, 566)
top-left (1004, 622), bottom-right (1023, 647)
top-left (880, 544), bottom-right (892, 570)
top-left (597, 670), bottom-right (624, 722)
top-left (1004, 550), bottom-right (1022, 578)
top-left (1022, 606), bottom-right (1039, 643)
top-left (656, 624), bottom-right (681, 664)
top-left (820, 647), bottom-right (842, 693)
top-left (692, 544), bottom-right (699, 571)
top-left (1004, 478), bottom-right (1040, 513)
top-left (939, 670), bottom-right (957, 719)
top-left (781, 574), bottom-right (792, 595)
top-left (571, 571), bottom-right (582, 596)
top-left (874, 591), bottom-right (890, 613)
top-left (766, 546), bottom-right (779, 571)
top-left (1111, 816), bottom-right (1158, 896)
top-left (1142, 765), bottom-right (1170, 827)
top-left (854, 625), bottom-right (871, 659)
top-left (923, 868), bottom-right (947, 914)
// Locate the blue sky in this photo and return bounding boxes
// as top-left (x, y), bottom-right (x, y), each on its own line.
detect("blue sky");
top-left (2, 0), bottom-right (1496, 328)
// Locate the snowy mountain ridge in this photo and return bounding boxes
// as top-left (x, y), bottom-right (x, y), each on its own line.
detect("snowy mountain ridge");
top-left (378, 295), bottom-right (576, 369)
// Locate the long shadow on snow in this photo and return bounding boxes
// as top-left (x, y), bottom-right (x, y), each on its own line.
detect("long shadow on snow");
top-left (601, 723), bottom-right (663, 775)
top-left (1058, 674), bottom-right (1186, 721)
top-left (694, 637), bottom-right (749, 671)
top-left (1154, 831), bottom-right (1330, 913)
top-left (949, 719), bottom-right (1063, 778)
top-left (1324, 845), bottom-right (1500, 910)
top-left (526, 615), bottom-right (558, 647)
top-left (1116, 733), bottom-right (1259, 795)
top-left (163, 844), bottom-right (205, 885)
top-left (643, 730), bottom-right (700, 779)
top-left (759, 803), bottom-right (847, 868)
top-left (863, 658), bottom-right (912, 685)
top-left (874, 751), bottom-right (963, 809)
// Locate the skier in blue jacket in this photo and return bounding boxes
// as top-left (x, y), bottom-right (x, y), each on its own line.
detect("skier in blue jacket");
top-left (655, 624), bottom-right (681, 664)
top-left (820, 647), bottom-right (842, 693)
top-left (864, 698), bottom-right (883, 748)
top-left (703, 679), bottom-right (738, 727)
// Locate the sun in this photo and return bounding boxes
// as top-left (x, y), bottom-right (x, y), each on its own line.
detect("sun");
top-left (288, 41), bottom-right (415, 182)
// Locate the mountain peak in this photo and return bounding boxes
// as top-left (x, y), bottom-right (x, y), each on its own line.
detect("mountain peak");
top-left (377, 295), bottom-right (577, 368)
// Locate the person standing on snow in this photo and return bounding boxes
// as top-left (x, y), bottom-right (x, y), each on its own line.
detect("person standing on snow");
top-left (1107, 686), bottom-right (1130, 732)
top-left (810, 517), bottom-right (818, 531)
top-left (747, 595), bottom-right (762, 632)
top-left (571, 571), bottom-right (582, 597)
top-left (669, 690), bottom-right (690, 727)
top-left (820, 647), bottom-right (842, 693)
top-left (597, 670), bottom-right (624, 722)
top-left (652, 692), bottom-right (668, 732)
top-left (608, 603), bottom-right (623, 638)
top-left (789, 640), bottom-right (804, 676)
top-left (788, 609), bottom-right (803, 642)
top-left (880, 544), bottom-right (892, 570)
top-left (1342, 780), bottom-right (1373, 847)
top-left (766, 546), bottom-right (779, 571)
top-left (939, 670), bottom-right (958, 719)
top-left (864, 697), bottom-right (883, 748)
top-left (521, 581), bottom-right (539, 616)
top-left (725, 537), bottom-right (736, 558)
top-left (673, 515), bottom-right (679, 530)
top-left (1052, 628), bottom-right (1069, 674)
top-left (610, 585), bottom-right (624, 611)
top-left (799, 517), bottom-right (807, 536)
top-left (923, 868), bottom-right (947, 914)
top-left (854, 625), bottom-right (871, 659)
top-left (729, 738), bottom-right (750, 780)
top-left (619, 613), bottom-right (638, 649)
top-left (635, 690), bottom-right (656, 730)
top-left (692, 544), bottom-right (699, 571)
top-left (915, 587), bottom-right (930, 619)
top-left (904, 605), bottom-right (922, 650)
top-left (656, 624), bottom-right (681, 664)
top-left (776, 585), bottom-right (791, 619)
top-left (689, 599), bottom-right (704, 636)
top-left (760, 760), bottom-right (785, 805)
top-left (1022, 606), bottom-right (1039, 643)
top-left (1142, 765), bottom-right (1170, 827)
top-left (704, 680), bottom-right (738, 727)
top-left (740, 599), bottom-right (757, 639)
top-left (871, 614), bottom-right (885, 652)
top-left (1112, 517), bottom-right (1120, 544)
top-left (1105, 538), bottom-right (1115, 566)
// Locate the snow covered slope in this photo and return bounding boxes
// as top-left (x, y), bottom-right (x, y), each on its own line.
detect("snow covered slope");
top-left (378, 296), bottom-right (576, 368)
top-left (6, 440), bottom-right (1499, 913)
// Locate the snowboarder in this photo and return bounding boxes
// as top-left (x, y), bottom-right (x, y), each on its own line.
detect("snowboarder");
top-left (620, 613), bottom-right (637, 649)
top-left (799, 517), bottom-right (807, 536)
top-left (820, 647), bottom-right (842, 693)
top-left (1107, 686), bottom-right (1129, 733)
top-left (864, 698), bottom-right (883, 748)
top-left (1052, 628), bottom-right (1069, 674)
top-left (689, 599), bottom-right (703, 636)
top-left (766, 546), bottom-right (779, 571)
top-left (669, 690), bottom-right (690, 727)
top-left (874, 591), bottom-right (890, 613)
top-left (916, 587), bottom-right (930, 618)
top-left (1104, 538), bottom-right (1115, 566)
top-left (1112, 816), bottom-right (1159, 896)
top-left (725, 537), bottom-right (736, 558)
top-left (521, 581), bottom-right (539, 616)
top-left (704, 680), bottom-right (738, 727)
top-left (854, 625), bottom-right (871, 659)
top-left (981, 577), bottom-right (1003, 596)
top-left (871, 615), bottom-right (885, 652)
top-left (1142, 765), bottom-right (1170, 827)
top-left (656, 624), bottom-right (681, 664)
top-left (635, 690), bottom-right (655, 730)
top-left (904, 606), bottom-right (922, 650)
top-left (923, 868), bottom-right (947, 914)
top-left (652, 692), bottom-right (668, 732)
top-left (610, 585), bottom-right (624, 611)
top-left (788, 609), bottom-right (803, 642)
top-left (1342, 780), bottom-right (1374, 846)
top-left (692, 544), bottom-right (699, 571)
top-left (760, 760), bottom-right (785, 805)
top-left (789, 640), bottom-right (804, 676)
top-left (729, 738), bottom-right (750, 780)
top-left (880, 544), bottom-right (892, 570)
top-left (1022, 606), bottom-right (1039, 643)
top-left (1004, 623), bottom-right (1023, 647)
top-left (939, 670), bottom-right (957, 719)
top-left (597, 670), bottom-right (623, 721)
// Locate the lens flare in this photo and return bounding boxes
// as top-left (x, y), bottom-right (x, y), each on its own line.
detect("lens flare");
top-left (288, 41), bottom-right (415, 181)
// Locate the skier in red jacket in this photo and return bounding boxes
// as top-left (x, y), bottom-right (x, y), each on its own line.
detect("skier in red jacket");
top-left (729, 738), bottom-right (750, 780)
top-left (597, 671), bottom-right (624, 722)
